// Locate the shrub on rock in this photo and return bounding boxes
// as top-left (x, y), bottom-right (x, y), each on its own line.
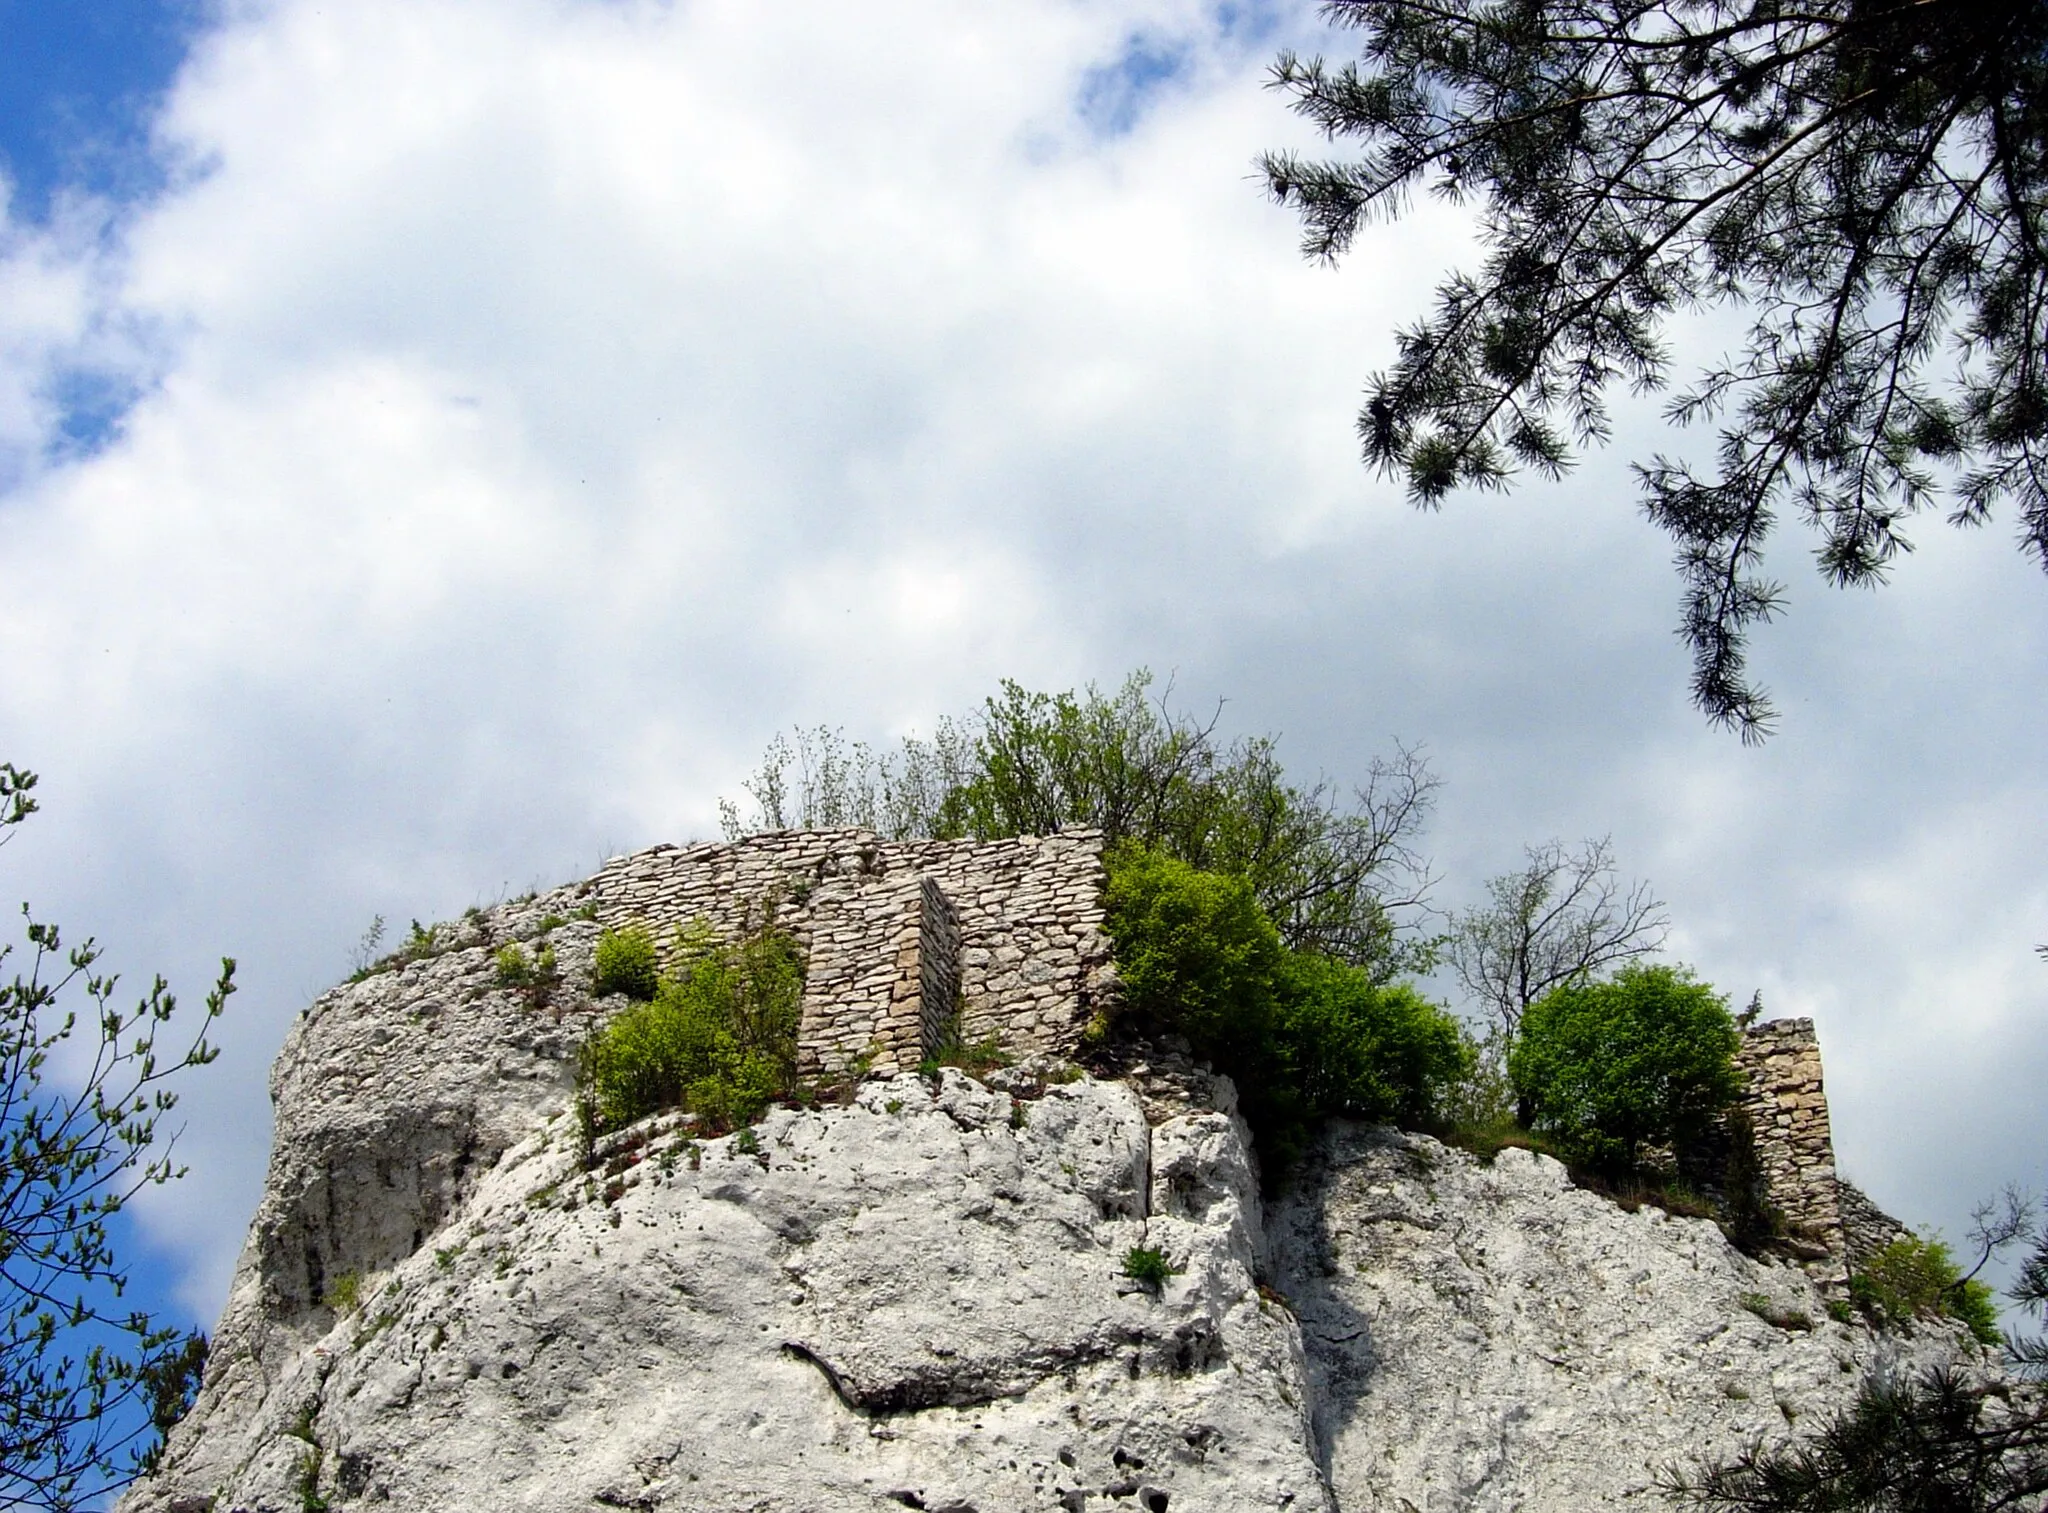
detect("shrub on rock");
top-left (1851, 1235), bottom-right (2002, 1346)
top-left (593, 924), bottom-right (658, 1001)
top-left (578, 924), bottom-right (801, 1136)
top-left (1280, 956), bottom-right (1472, 1129)
top-left (1508, 963), bottom-right (1741, 1175)
top-left (1103, 842), bottom-right (1474, 1172)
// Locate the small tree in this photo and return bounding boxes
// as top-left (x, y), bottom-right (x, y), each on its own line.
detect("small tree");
top-left (722, 670), bottom-right (1442, 980)
top-left (1508, 962), bottom-right (1740, 1174)
top-left (1, 764), bottom-right (234, 1509)
top-left (935, 675), bottom-right (1441, 973)
top-left (1448, 837), bottom-right (1668, 1037)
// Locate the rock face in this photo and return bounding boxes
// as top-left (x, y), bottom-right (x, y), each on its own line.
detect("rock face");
top-left (137, 1070), bottom-right (1325, 1512)
top-left (1270, 1125), bottom-right (1972, 1512)
top-left (123, 879), bottom-right (1324, 1512)
top-left (124, 845), bottom-right (1982, 1513)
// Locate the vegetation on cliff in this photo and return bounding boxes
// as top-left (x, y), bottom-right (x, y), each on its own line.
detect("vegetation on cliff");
top-left (0, 763), bottom-right (233, 1508)
top-left (718, 671), bottom-right (1756, 1192)
top-left (578, 921), bottom-right (803, 1139)
top-left (719, 669), bottom-right (1440, 981)
top-left (1509, 963), bottom-right (1742, 1176)
top-left (1101, 842), bottom-right (1471, 1172)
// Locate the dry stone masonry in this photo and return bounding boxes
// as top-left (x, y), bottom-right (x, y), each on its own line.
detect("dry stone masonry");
top-left (1733, 1016), bottom-right (1848, 1284)
top-left (790, 872), bottom-right (961, 1078)
top-left (1838, 1177), bottom-right (1914, 1270)
top-left (593, 827), bottom-right (1114, 1076)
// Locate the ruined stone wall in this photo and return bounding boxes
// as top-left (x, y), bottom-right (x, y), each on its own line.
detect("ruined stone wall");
top-left (795, 875), bottom-right (927, 1077)
top-left (1837, 1179), bottom-right (1912, 1270)
top-left (917, 876), bottom-right (960, 1062)
top-left (886, 832), bottom-right (1114, 1056)
top-left (596, 840), bottom-right (1875, 1273)
top-left (1736, 1018), bottom-right (1848, 1284)
top-left (590, 828), bottom-right (1111, 1077)
top-left (591, 830), bottom-right (883, 956)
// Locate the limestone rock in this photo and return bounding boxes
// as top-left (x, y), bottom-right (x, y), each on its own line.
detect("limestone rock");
top-left (121, 850), bottom-right (1985, 1513)
top-left (126, 890), bottom-right (1325, 1511)
top-left (1271, 1123), bottom-right (1982, 1512)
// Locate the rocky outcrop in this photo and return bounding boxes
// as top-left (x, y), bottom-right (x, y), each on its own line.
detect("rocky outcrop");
top-left (123, 845), bottom-right (1983, 1513)
top-left (133, 1074), bottom-right (1325, 1511)
top-left (124, 881), bottom-right (1325, 1511)
top-left (1272, 1125), bottom-right (1975, 1512)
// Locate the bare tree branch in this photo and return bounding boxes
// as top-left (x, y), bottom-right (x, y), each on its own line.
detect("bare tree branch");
top-left (1448, 837), bottom-right (1669, 1034)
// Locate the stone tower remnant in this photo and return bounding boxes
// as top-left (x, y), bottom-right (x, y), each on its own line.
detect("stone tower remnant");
top-left (1732, 1016), bottom-right (1849, 1285)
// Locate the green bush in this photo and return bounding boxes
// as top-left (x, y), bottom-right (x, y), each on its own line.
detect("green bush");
top-left (577, 924), bottom-right (802, 1138)
top-left (495, 941), bottom-right (558, 1000)
top-left (1718, 1106), bottom-right (1786, 1253)
top-left (494, 943), bottom-right (532, 987)
top-left (1103, 844), bottom-right (1286, 1065)
top-left (1507, 962), bottom-right (1741, 1174)
top-left (593, 924), bottom-right (659, 1001)
top-left (1851, 1235), bottom-right (2002, 1345)
top-left (1121, 1245), bottom-right (1179, 1287)
top-left (1102, 843), bottom-right (1472, 1173)
top-left (1279, 955), bottom-right (1473, 1127)
top-left (322, 1271), bottom-right (362, 1313)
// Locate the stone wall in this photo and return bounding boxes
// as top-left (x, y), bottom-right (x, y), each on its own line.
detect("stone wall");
top-left (1838, 1178), bottom-right (1912, 1270)
top-left (591, 828), bottom-right (1112, 1079)
top-left (888, 833), bottom-right (1114, 1054)
top-left (592, 830), bottom-right (885, 950)
top-left (1735, 1017), bottom-right (1848, 1285)
top-left (917, 875), bottom-right (961, 1063)
top-left (795, 874), bottom-right (928, 1077)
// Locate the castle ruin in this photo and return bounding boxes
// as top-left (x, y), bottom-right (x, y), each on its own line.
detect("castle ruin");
top-left (593, 827), bottom-right (1867, 1282)
top-left (591, 827), bottom-right (1114, 1078)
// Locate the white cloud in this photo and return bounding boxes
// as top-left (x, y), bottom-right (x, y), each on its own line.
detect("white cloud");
top-left (1, 0), bottom-right (2042, 1320)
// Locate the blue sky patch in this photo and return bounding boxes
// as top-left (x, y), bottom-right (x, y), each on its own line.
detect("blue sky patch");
top-left (0, 3), bottom-right (200, 474)
top-left (1075, 3), bottom-right (1287, 139)
top-left (0, 0), bottom-right (201, 223)
top-left (44, 364), bottom-right (147, 462)
top-left (1209, 0), bottom-right (1285, 48)
top-left (1077, 33), bottom-right (1191, 138)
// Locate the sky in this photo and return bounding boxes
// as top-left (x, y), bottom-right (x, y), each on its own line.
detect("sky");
top-left (0, 0), bottom-right (2042, 1335)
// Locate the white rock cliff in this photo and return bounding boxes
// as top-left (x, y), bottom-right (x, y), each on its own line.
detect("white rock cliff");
top-left (124, 866), bottom-right (1975, 1513)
